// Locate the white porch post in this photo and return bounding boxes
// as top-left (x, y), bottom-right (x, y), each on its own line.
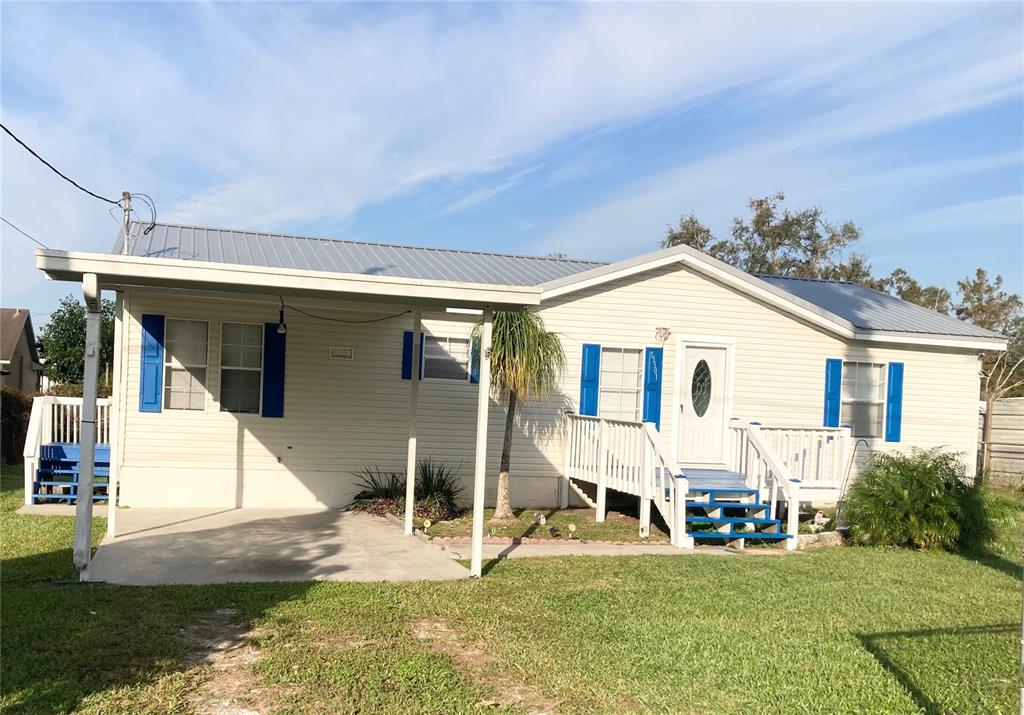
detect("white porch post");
top-left (469, 307), bottom-right (493, 578)
top-left (404, 308), bottom-right (422, 535)
top-left (73, 273), bottom-right (101, 579)
top-left (105, 292), bottom-right (124, 540)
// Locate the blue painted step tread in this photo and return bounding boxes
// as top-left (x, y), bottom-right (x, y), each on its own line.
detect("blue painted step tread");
top-left (691, 531), bottom-right (793, 540)
top-left (686, 516), bottom-right (779, 526)
top-left (688, 501), bottom-right (771, 510)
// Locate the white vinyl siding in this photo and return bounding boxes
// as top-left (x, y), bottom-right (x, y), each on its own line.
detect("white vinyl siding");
top-left (115, 263), bottom-right (981, 510)
top-left (422, 336), bottom-right (470, 381)
top-left (841, 361), bottom-right (886, 438)
top-left (598, 347), bottom-right (642, 422)
top-left (163, 319), bottom-right (208, 410)
top-left (221, 323), bottom-right (263, 413)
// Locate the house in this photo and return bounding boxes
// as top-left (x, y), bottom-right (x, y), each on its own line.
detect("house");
top-left (0, 308), bottom-right (42, 393)
top-left (32, 221), bottom-right (1004, 576)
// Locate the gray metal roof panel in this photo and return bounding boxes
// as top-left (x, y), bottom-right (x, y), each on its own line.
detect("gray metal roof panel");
top-left (755, 275), bottom-right (1000, 338)
top-left (111, 221), bottom-right (1001, 341)
top-left (115, 221), bottom-right (605, 287)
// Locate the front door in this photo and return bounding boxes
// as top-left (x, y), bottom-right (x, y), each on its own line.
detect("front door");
top-left (678, 345), bottom-right (728, 466)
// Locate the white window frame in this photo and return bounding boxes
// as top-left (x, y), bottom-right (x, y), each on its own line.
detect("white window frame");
top-left (162, 318), bottom-right (210, 411)
top-left (421, 335), bottom-right (473, 383)
top-left (841, 361), bottom-right (887, 439)
top-left (597, 346), bottom-right (644, 423)
top-left (220, 322), bottom-right (264, 414)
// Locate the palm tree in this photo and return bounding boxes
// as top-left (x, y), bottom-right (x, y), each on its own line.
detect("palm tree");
top-left (474, 310), bottom-right (565, 523)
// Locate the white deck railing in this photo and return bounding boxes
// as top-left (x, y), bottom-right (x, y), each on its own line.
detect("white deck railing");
top-left (726, 422), bottom-right (850, 489)
top-left (22, 396), bottom-right (112, 506)
top-left (563, 413), bottom-right (692, 547)
top-left (565, 413), bottom-right (843, 549)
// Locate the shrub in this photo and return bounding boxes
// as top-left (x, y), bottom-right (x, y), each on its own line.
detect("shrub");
top-left (1, 386), bottom-right (33, 463)
top-left (350, 459), bottom-right (464, 521)
top-left (844, 449), bottom-right (1014, 552)
top-left (415, 457), bottom-right (463, 519)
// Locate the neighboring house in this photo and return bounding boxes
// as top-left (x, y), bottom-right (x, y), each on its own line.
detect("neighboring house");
top-left (33, 222), bottom-right (1003, 520)
top-left (0, 308), bottom-right (42, 393)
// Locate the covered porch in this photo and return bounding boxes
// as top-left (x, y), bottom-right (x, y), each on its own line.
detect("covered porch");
top-left (36, 244), bottom-right (543, 580)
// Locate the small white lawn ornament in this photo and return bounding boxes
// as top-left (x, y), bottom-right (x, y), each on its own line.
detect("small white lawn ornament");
top-left (533, 511), bottom-right (547, 525)
top-left (422, 519), bottom-right (432, 530)
top-left (567, 523), bottom-right (578, 539)
top-left (809, 510), bottom-right (831, 534)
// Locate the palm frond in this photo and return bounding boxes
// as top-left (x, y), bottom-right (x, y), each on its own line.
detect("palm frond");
top-left (472, 310), bottom-right (566, 400)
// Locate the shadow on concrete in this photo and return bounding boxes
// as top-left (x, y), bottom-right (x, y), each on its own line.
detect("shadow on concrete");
top-left (91, 508), bottom-right (468, 585)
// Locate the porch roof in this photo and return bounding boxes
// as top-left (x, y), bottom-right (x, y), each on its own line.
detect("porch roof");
top-left (35, 248), bottom-right (541, 309)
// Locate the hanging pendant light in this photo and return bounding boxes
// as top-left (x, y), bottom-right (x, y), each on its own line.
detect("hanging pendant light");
top-left (277, 299), bottom-right (287, 335)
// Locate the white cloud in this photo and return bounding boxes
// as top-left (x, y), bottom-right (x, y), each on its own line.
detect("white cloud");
top-left (1, 2), bottom-right (1020, 320)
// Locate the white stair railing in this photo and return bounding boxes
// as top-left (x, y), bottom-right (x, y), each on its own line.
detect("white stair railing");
top-left (641, 422), bottom-right (692, 548)
top-left (22, 396), bottom-right (112, 506)
top-left (727, 419), bottom-right (801, 550)
top-left (563, 413), bottom-right (692, 547)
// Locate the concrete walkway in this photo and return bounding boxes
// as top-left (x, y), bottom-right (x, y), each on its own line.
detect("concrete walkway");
top-left (88, 508), bottom-right (469, 585)
top-left (438, 541), bottom-right (791, 560)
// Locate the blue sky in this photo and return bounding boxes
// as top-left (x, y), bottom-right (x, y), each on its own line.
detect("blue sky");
top-left (1, 2), bottom-right (1021, 326)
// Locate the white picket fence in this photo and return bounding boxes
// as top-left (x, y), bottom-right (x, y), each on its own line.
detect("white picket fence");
top-left (22, 396), bottom-right (112, 506)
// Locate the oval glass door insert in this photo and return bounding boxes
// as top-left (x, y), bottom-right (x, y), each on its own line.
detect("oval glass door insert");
top-left (691, 359), bottom-right (712, 417)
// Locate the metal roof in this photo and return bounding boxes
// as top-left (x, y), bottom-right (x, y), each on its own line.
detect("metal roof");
top-left (110, 221), bottom-right (1000, 341)
top-left (755, 275), bottom-right (999, 338)
top-left (115, 222), bottom-right (604, 287)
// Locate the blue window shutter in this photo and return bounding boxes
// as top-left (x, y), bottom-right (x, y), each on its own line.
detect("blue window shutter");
top-left (262, 323), bottom-right (286, 418)
top-left (401, 331), bottom-right (413, 379)
top-left (579, 344), bottom-right (601, 416)
top-left (823, 358), bottom-right (842, 427)
top-left (139, 314), bottom-right (165, 413)
top-left (642, 347), bottom-right (663, 429)
top-left (884, 362), bottom-right (904, 442)
top-left (401, 331), bottom-right (425, 380)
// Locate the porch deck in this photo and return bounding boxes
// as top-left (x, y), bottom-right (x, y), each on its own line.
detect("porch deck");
top-left (682, 468), bottom-right (747, 491)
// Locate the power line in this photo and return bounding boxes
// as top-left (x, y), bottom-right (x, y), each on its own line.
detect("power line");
top-left (0, 216), bottom-right (49, 249)
top-left (0, 122), bottom-right (120, 205)
top-left (281, 300), bottom-right (411, 325)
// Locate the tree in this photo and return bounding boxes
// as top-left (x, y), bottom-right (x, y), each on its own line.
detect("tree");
top-left (952, 269), bottom-right (1024, 472)
top-left (883, 268), bottom-right (951, 314)
top-left (663, 194), bottom-right (957, 304)
top-left (474, 310), bottom-right (565, 522)
top-left (664, 193), bottom-right (868, 282)
top-left (38, 296), bottom-right (115, 388)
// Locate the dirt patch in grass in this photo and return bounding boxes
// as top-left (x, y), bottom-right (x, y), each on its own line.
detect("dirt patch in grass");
top-left (179, 608), bottom-right (286, 715)
top-left (410, 618), bottom-right (559, 714)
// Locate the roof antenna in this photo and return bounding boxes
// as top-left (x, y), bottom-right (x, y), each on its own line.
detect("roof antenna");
top-left (121, 191), bottom-right (132, 255)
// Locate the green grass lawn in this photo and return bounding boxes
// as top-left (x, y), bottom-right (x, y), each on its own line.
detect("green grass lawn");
top-left (2, 461), bottom-right (1021, 714)
top-left (422, 507), bottom-right (670, 543)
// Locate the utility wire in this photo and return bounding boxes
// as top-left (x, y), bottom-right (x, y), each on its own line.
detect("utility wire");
top-left (282, 300), bottom-right (411, 324)
top-left (0, 122), bottom-right (120, 206)
top-left (0, 216), bottom-right (49, 249)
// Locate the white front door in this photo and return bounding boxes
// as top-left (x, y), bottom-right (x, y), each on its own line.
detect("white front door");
top-left (678, 345), bottom-right (728, 466)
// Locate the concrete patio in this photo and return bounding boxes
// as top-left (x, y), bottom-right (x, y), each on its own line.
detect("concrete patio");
top-left (88, 508), bottom-right (470, 585)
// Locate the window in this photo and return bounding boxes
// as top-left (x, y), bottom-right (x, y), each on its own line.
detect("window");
top-left (163, 319), bottom-right (208, 410)
top-left (221, 323), bottom-right (263, 413)
top-left (841, 361), bottom-right (886, 438)
top-left (599, 347), bottom-right (642, 421)
top-left (423, 336), bottom-right (471, 381)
